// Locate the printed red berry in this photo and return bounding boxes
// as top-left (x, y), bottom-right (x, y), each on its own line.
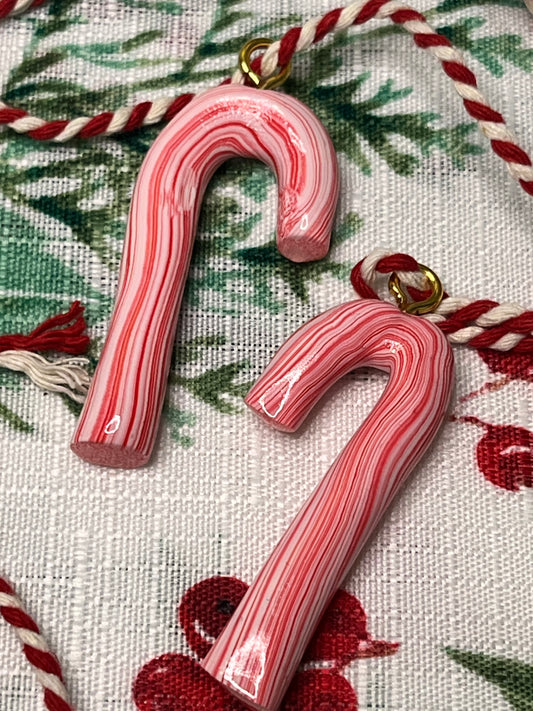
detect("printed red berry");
top-left (478, 349), bottom-right (533, 382)
top-left (133, 653), bottom-right (234, 711)
top-left (476, 423), bottom-right (533, 491)
top-left (135, 578), bottom-right (401, 709)
top-left (179, 578), bottom-right (399, 669)
top-left (281, 669), bottom-right (358, 711)
top-left (303, 589), bottom-right (399, 667)
top-left (178, 576), bottom-right (249, 658)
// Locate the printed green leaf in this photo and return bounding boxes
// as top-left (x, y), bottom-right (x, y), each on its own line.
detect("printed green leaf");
top-left (236, 166), bottom-right (275, 203)
top-left (446, 647), bottom-right (533, 711)
top-left (233, 240), bottom-right (345, 308)
top-left (163, 404), bottom-right (197, 448)
top-left (165, 334), bottom-right (249, 445)
top-left (436, 0), bottom-right (523, 11)
top-left (32, 0), bottom-right (82, 40)
top-left (0, 401), bottom-right (34, 434)
top-left (185, 170), bottom-right (359, 314)
top-left (0, 205), bottom-right (111, 333)
top-left (437, 18), bottom-right (533, 76)
top-left (121, 0), bottom-right (183, 15)
top-left (123, 30), bottom-right (165, 52)
top-left (8, 50), bottom-right (66, 86)
top-left (4, 78), bottom-right (133, 119)
top-left (171, 362), bottom-right (252, 415)
top-left (173, 335), bottom-right (227, 366)
top-left (61, 32), bottom-right (167, 70)
top-left (0, 135), bottom-right (142, 267)
top-left (60, 394), bottom-right (84, 418)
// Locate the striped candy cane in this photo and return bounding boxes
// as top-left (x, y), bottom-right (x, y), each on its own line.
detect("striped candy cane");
top-left (202, 299), bottom-right (454, 710)
top-left (71, 85), bottom-right (339, 468)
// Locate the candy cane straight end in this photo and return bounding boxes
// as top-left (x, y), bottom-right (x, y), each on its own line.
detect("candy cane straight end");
top-left (277, 235), bottom-right (328, 263)
top-left (71, 85), bottom-right (338, 469)
top-left (70, 440), bottom-right (149, 468)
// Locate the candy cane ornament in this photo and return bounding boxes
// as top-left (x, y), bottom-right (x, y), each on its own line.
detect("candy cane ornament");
top-left (71, 85), bottom-right (339, 468)
top-left (202, 300), bottom-right (454, 711)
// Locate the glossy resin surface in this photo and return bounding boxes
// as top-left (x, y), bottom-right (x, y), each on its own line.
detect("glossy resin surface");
top-left (71, 85), bottom-right (339, 468)
top-left (202, 300), bottom-right (454, 710)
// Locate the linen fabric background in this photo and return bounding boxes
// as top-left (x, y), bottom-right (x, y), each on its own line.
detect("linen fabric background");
top-left (0, 1), bottom-right (531, 709)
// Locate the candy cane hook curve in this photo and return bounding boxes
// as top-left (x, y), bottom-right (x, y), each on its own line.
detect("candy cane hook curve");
top-left (71, 85), bottom-right (339, 468)
top-left (202, 300), bottom-right (454, 711)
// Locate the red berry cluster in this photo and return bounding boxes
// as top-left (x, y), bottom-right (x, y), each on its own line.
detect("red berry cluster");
top-left (133, 576), bottom-right (399, 710)
top-left (458, 350), bottom-right (533, 492)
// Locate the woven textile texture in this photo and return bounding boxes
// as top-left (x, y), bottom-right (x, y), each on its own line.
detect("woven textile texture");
top-left (1, 1), bottom-right (532, 709)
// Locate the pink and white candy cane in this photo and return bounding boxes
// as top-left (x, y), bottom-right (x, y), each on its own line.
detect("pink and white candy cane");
top-left (202, 299), bottom-right (454, 711)
top-left (71, 85), bottom-right (339, 468)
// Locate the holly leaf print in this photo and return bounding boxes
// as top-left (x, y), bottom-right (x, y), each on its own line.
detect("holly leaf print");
top-left (446, 648), bottom-right (533, 711)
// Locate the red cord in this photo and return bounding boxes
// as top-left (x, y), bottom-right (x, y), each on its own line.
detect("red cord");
top-left (0, 301), bottom-right (90, 355)
top-left (350, 254), bottom-right (533, 355)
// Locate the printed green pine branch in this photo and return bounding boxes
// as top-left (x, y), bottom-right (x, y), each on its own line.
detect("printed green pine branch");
top-left (173, 334), bottom-right (228, 366)
top-left (121, 0), bottom-right (183, 15)
top-left (288, 36), bottom-right (482, 177)
top-left (0, 0), bottom-right (298, 269)
top-left (0, 136), bottom-right (141, 267)
top-left (128, 6), bottom-right (299, 92)
top-left (0, 0), bottom-right (502, 314)
top-left (0, 202), bottom-right (111, 329)
top-left (436, 17), bottom-right (533, 77)
top-left (0, 370), bottom-right (33, 434)
top-left (185, 170), bottom-right (360, 315)
top-left (4, 0), bottom-right (531, 119)
top-left (165, 333), bottom-right (253, 446)
top-left (4, 0), bottom-right (296, 116)
top-left (32, 0), bottom-right (81, 40)
top-left (435, 0), bottom-right (523, 12)
top-left (164, 403), bottom-right (197, 448)
top-left (171, 362), bottom-right (252, 415)
top-left (4, 35), bottom-right (167, 117)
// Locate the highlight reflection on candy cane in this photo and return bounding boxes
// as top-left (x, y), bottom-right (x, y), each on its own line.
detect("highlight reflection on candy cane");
top-left (71, 85), bottom-right (339, 468)
top-left (202, 300), bottom-right (454, 711)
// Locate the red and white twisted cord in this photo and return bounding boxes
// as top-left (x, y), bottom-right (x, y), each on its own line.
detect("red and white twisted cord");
top-left (0, 577), bottom-right (74, 711)
top-left (0, 0), bottom-right (46, 18)
top-left (0, 301), bottom-right (91, 399)
top-left (0, 0), bottom-right (532, 196)
top-left (351, 248), bottom-right (533, 354)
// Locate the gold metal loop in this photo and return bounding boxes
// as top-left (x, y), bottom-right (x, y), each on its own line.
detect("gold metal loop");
top-left (388, 263), bottom-right (444, 315)
top-left (239, 38), bottom-right (292, 91)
